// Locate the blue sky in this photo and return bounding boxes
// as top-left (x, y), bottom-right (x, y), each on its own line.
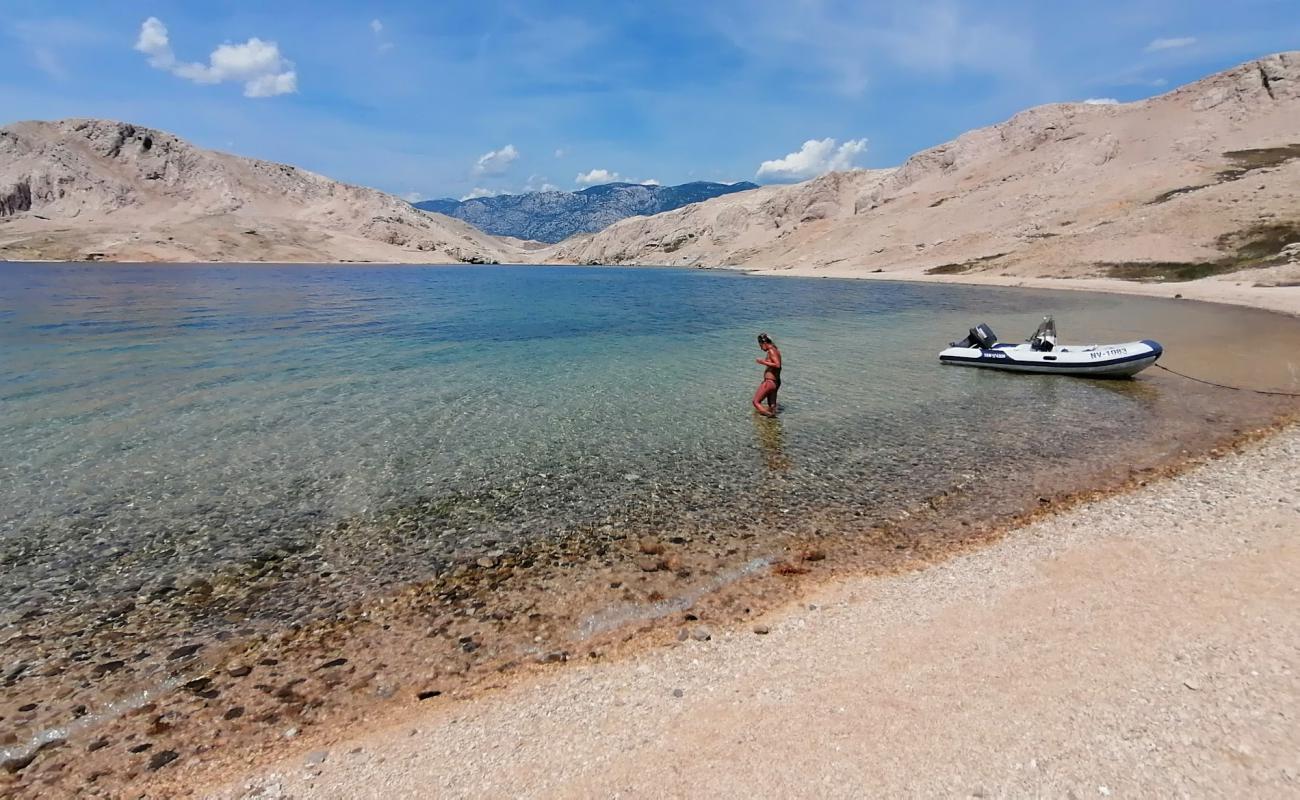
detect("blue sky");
top-left (2, 1), bottom-right (1296, 201)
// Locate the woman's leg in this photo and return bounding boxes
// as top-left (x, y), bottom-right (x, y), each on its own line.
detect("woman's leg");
top-left (752, 380), bottom-right (776, 416)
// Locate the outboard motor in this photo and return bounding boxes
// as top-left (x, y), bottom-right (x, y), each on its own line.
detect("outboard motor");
top-left (951, 323), bottom-right (999, 349)
top-left (969, 323), bottom-right (998, 349)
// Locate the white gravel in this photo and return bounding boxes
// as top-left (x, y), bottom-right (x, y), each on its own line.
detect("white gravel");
top-left (211, 427), bottom-right (1300, 799)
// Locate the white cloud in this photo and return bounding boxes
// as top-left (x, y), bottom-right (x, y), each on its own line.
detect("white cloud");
top-left (370, 18), bottom-right (393, 53)
top-left (135, 17), bottom-right (171, 66)
top-left (574, 169), bottom-right (660, 187)
top-left (244, 70), bottom-right (298, 98)
top-left (575, 168), bottom-right (624, 185)
top-left (402, 191), bottom-right (426, 203)
top-left (1145, 36), bottom-right (1196, 52)
top-left (134, 17), bottom-right (297, 98)
top-left (524, 175), bottom-right (561, 193)
top-left (473, 144), bottom-right (519, 176)
top-left (1082, 97), bottom-right (1119, 105)
top-left (756, 138), bottom-right (868, 181)
top-left (554, 148), bottom-right (566, 158)
top-left (460, 187), bottom-right (498, 201)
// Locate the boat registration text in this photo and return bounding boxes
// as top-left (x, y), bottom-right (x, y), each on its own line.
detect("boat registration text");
top-left (1090, 347), bottom-right (1129, 360)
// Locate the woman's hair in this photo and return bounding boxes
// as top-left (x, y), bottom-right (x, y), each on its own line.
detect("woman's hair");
top-left (757, 333), bottom-right (772, 344)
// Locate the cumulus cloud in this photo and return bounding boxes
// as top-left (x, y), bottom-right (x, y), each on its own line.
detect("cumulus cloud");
top-left (460, 187), bottom-right (498, 201)
top-left (1145, 36), bottom-right (1196, 52)
top-left (1082, 97), bottom-right (1119, 105)
top-left (575, 168), bottom-right (624, 185)
top-left (573, 169), bottom-right (659, 186)
top-left (370, 19), bottom-right (384, 34)
top-left (473, 144), bottom-right (519, 176)
top-left (756, 138), bottom-right (867, 181)
top-left (402, 191), bottom-right (426, 203)
top-left (524, 175), bottom-right (561, 193)
top-left (134, 17), bottom-right (297, 98)
top-left (554, 148), bottom-right (566, 158)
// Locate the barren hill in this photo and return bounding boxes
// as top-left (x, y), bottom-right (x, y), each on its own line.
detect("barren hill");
top-left (547, 52), bottom-right (1300, 289)
top-left (3, 53), bottom-right (1298, 285)
top-left (0, 119), bottom-right (523, 264)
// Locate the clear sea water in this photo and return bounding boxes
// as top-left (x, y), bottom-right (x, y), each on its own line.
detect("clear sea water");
top-left (2, 263), bottom-right (1297, 622)
top-left (3, 263), bottom-right (1299, 790)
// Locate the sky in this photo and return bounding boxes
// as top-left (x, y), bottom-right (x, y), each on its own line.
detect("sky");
top-left (2, 1), bottom-right (1297, 202)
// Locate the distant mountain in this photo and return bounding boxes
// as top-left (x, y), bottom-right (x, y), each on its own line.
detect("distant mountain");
top-left (414, 181), bottom-right (759, 243)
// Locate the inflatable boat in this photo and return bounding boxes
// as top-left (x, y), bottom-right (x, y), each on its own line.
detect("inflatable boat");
top-left (939, 317), bottom-right (1162, 378)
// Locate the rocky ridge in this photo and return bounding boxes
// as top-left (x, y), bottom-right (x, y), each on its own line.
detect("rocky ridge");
top-left (2, 53), bottom-right (1298, 283)
top-left (415, 181), bottom-right (758, 243)
top-left (549, 52), bottom-right (1300, 288)
top-left (0, 119), bottom-right (522, 264)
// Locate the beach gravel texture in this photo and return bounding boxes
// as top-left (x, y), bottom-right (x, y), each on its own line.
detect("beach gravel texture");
top-left (213, 426), bottom-right (1300, 799)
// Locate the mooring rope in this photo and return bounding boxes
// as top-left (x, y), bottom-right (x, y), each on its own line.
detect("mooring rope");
top-left (1153, 362), bottom-right (1300, 398)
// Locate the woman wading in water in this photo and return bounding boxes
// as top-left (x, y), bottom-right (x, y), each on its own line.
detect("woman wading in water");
top-left (752, 332), bottom-right (782, 416)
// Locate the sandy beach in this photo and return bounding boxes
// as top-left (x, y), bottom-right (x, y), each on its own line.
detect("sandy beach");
top-left (747, 266), bottom-right (1300, 318)
top-left (212, 419), bottom-right (1299, 799)
top-left (187, 267), bottom-right (1300, 799)
top-left (194, 261), bottom-right (1300, 799)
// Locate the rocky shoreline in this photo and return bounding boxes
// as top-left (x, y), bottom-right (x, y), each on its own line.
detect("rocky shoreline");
top-left (210, 421), bottom-right (1300, 799)
top-left (3, 268), bottom-right (1299, 798)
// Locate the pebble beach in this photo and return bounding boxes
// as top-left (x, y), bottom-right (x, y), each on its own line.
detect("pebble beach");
top-left (209, 422), bottom-right (1300, 798)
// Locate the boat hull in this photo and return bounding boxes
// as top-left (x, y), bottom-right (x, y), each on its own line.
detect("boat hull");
top-left (939, 339), bottom-right (1163, 378)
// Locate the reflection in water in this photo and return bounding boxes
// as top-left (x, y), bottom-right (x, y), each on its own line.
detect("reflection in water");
top-left (753, 413), bottom-right (791, 472)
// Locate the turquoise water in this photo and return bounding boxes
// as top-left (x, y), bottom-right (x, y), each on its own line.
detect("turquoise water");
top-left (1, 263), bottom-right (1293, 628)
top-left (4, 263), bottom-right (1298, 786)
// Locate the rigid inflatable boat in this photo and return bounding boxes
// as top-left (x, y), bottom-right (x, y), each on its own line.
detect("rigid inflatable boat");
top-left (939, 317), bottom-right (1162, 378)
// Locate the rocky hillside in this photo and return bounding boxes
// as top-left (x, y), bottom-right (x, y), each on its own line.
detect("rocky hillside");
top-left (0, 119), bottom-right (523, 263)
top-left (4, 53), bottom-right (1296, 280)
top-left (415, 181), bottom-right (758, 243)
top-left (549, 52), bottom-right (1300, 288)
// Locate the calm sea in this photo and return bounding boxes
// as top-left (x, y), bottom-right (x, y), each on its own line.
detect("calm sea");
top-left (2, 263), bottom-right (1297, 787)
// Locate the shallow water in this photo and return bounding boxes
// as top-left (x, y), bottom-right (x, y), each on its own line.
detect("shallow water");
top-left (2, 263), bottom-right (1297, 616)
top-left (1, 263), bottom-right (1297, 792)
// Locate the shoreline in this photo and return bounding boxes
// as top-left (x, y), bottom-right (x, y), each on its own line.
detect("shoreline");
top-left (184, 416), bottom-right (1299, 799)
top-left (3, 262), bottom-right (1297, 798)
top-left (194, 265), bottom-right (1299, 797)
top-left (733, 263), bottom-right (1300, 318)
top-left (212, 421), bottom-right (1300, 799)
